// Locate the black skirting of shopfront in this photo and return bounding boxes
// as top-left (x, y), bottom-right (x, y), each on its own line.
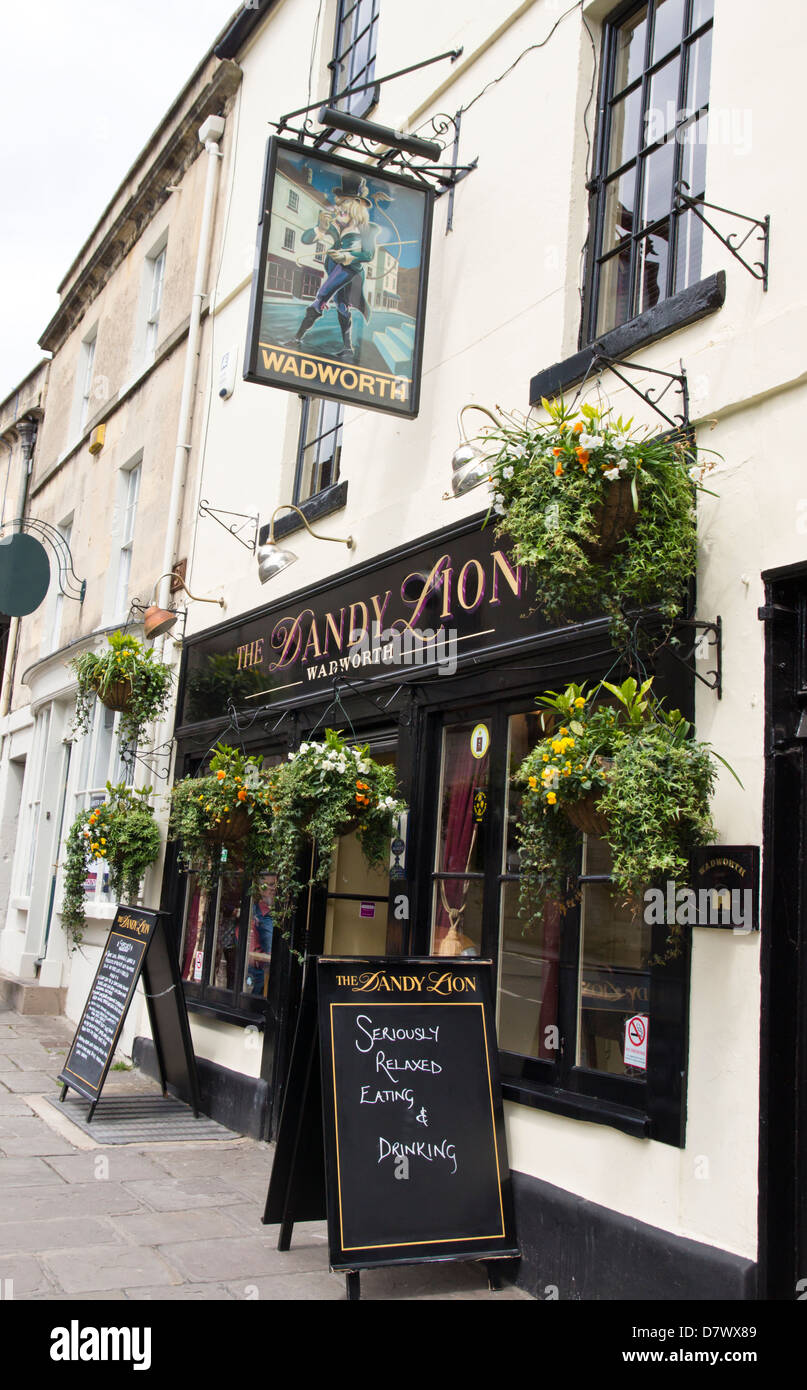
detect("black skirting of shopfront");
top-left (152, 511), bottom-right (752, 1298)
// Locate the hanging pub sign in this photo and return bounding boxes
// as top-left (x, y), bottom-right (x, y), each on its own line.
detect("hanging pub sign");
top-left (243, 138), bottom-right (433, 419)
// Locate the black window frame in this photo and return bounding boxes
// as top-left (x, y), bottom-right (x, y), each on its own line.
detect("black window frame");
top-left (412, 680), bottom-right (691, 1148)
top-left (293, 395), bottom-right (344, 506)
top-left (329, 0), bottom-right (380, 120)
top-left (582, 0), bottom-right (715, 346)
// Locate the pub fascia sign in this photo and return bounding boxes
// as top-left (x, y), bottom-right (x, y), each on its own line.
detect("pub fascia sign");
top-left (229, 541), bottom-right (525, 704)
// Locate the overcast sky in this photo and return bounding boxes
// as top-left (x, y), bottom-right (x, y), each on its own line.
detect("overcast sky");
top-left (0, 0), bottom-right (239, 403)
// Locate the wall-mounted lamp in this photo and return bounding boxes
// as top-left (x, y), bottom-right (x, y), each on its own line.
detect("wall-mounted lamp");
top-left (449, 404), bottom-right (502, 497)
top-left (316, 106), bottom-right (443, 162)
top-left (256, 505), bottom-right (354, 585)
top-left (144, 570), bottom-right (225, 640)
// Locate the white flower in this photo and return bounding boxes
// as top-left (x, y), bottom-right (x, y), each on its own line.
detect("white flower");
top-left (288, 752), bottom-right (294, 760)
top-left (579, 432), bottom-right (603, 450)
top-left (688, 464), bottom-right (701, 482)
top-left (611, 436), bottom-right (627, 452)
top-left (501, 464), bottom-right (514, 480)
top-left (299, 742), bottom-right (310, 753)
top-left (357, 760), bottom-right (370, 773)
top-left (603, 466), bottom-right (621, 481)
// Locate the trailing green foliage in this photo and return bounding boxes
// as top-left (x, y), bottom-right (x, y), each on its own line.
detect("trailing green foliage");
top-left (70, 630), bottom-right (173, 758)
top-left (515, 678), bottom-right (733, 951)
top-left (484, 398), bottom-right (711, 644)
top-left (168, 742), bottom-right (274, 893)
top-left (268, 729), bottom-right (405, 954)
top-left (61, 783), bottom-right (161, 947)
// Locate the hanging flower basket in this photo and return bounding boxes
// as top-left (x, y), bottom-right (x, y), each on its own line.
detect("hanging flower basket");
top-left (514, 678), bottom-right (738, 953)
top-left (169, 743), bottom-right (274, 890)
top-left (71, 630), bottom-right (173, 754)
top-left (95, 677), bottom-right (134, 713)
top-left (61, 782), bottom-right (162, 948)
top-left (481, 396), bottom-right (714, 643)
top-left (268, 729), bottom-right (406, 949)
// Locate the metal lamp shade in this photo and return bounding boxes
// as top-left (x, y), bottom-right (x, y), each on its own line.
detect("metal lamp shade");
top-left (450, 443), bottom-right (491, 497)
top-left (144, 605), bottom-right (178, 640)
top-left (257, 540), bottom-right (298, 584)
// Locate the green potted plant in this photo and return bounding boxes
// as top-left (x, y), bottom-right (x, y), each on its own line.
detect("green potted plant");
top-left (61, 782), bottom-right (162, 945)
top-left (514, 678), bottom-right (738, 951)
top-left (268, 728), bottom-right (405, 947)
top-left (483, 397), bottom-right (713, 642)
top-left (168, 742), bottom-right (275, 891)
top-left (70, 630), bottom-right (173, 758)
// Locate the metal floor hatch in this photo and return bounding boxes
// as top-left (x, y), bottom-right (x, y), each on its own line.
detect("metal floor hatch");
top-left (49, 1092), bottom-right (238, 1144)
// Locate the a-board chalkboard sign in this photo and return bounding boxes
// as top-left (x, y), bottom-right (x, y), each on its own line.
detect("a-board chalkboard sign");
top-left (58, 906), bottom-right (199, 1122)
top-left (264, 956), bottom-right (518, 1297)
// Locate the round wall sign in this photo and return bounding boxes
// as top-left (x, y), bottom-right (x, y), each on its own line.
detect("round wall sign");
top-left (0, 533), bottom-right (51, 617)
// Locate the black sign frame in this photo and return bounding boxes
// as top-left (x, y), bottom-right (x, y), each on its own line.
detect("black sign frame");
top-left (58, 906), bottom-right (199, 1122)
top-left (264, 956), bottom-right (518, 1298)
top-left (243, 137), bottom-right (433, 419)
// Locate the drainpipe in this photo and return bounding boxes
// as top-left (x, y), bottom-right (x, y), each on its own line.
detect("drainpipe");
top-left (157, 114), bottom-right (225, 617)
top-left (0, 417), bottom-right (38, 719)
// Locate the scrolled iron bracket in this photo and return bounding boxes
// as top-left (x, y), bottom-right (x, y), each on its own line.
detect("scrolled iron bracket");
top-left (674, 181), bottom-right (770, 290)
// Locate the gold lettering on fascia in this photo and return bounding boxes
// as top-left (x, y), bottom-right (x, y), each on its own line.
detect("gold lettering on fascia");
top-left (224, 545), bottom-right (523, 674)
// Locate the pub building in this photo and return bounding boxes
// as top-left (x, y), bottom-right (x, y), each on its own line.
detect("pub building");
top-left (144, 508), bottom-right (715, 1296)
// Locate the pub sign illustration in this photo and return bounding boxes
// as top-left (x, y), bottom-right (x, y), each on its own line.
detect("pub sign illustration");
top-left (244, 139), bottom-right (433, 418)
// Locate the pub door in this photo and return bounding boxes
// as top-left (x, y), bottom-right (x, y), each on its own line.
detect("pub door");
top-left (759, 564), bottom-right (807, 1299)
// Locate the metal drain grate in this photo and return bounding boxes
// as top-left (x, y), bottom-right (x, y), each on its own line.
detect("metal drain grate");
top-left (49, 1092), bottom-right (238, 1144)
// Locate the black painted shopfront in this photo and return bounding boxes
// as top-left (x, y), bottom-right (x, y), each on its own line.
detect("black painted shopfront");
top-left (135, 513), bottom-right (760, 1296)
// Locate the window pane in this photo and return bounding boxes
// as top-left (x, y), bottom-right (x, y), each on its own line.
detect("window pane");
top-left (613, 6), bottom-right (648, 93)
top-left (646, 55), bottom-right (681, 146)
top-left (685, 28), bottom-right (712, 117)
top-left (673, 207), bottom-right (704, 292)
top-left (209, 873), bottom-right (243, 991)
top-left (651, 0), bottom-right (685, 64)
top-left (431, 877), bottom-right (483, 956)
top-left (596, 244), bottom-right (633, 335)
top-left (577, 838), bottom-right (651, 1075)
top-left (641, 138), bottom-right (676, 227)
top-left (601, 167), bottom-right (636, 250)
top-left (679, 112), bottom-right (708, 196)
top-left (691, 0), bottom-right (714, 27)
top-left (180, 876), bottom-right (213, 983)
top-left (636, 221), bottom-right (670, 313)
top-left (434, 722), bottom-right (489, 875)
top-left (608, 87), bottom-right (643, 173)
top-left (498, 882), bottom-right (561, 1059)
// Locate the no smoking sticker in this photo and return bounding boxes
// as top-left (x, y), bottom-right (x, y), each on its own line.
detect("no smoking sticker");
top-left (624, 1013), bottom-right (648, 1070)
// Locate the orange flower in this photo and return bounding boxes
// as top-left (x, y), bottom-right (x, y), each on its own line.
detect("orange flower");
top-left (552, 447), bottom-right (564, 456)
top-left (237, 788), bottom-right (248, 801)
top-left (576, 448), bottom-right (590, 469)
top-left (554, 462), bottom-right (564, 476)
top-left (355, 780), bottom-right (369, 790)
top-left (216, 769), bottom-right (226, 781)
top-left (573, 421), bottom-right (584, 434)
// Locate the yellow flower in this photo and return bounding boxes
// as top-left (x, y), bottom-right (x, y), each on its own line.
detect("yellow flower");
top-left (542, 753), bottom-right (550, 762)
top-left (551, 740), bottom-right (563, 754)
top-left (546, 792), bottom-right (557, 804)
top-left (574, 697), bottom-right (585, 708)
top-left (559, 727), bottom-right (568, 737)
top-left (528, 776), bottom-right (538, 789)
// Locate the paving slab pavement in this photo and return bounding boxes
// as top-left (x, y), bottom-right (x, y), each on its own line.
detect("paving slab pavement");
top-left (0, 1005), bottom-right (530, 1303)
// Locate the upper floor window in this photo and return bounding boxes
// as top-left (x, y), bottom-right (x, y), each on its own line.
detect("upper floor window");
top-left (114, 462), bottom-right (141, 621)
top-left (585, 0), bottom-right (714, 340)
top-left (145, 245), bottom-right (166, 360)
top-left (288, 189), bottom-right (300, 212)
top-left (283, 227), bottom-right (296, 253)
top-left (330, 0), bottom-right (379, 118)
top-left (295, 397), bottom-right (343, 504)
top-left (78, 329), bottom-right (98, 433)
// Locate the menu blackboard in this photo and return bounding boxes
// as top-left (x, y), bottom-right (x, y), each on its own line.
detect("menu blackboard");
top-left (317, 957), bottom-right (518, 1274)
top-left (58, 906), bottom-right (199, 1121)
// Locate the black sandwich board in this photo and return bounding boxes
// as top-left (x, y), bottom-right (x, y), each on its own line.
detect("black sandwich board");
top-left (57, 906), bottom-right (199, 1122)
top-left (264, 957), bottom-right (519, 1299)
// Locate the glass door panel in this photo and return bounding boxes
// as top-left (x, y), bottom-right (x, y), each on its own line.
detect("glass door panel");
top-left (430, 720), bottom-right (490, 955)
top-left (577, 836), bottom-right (651, 1075)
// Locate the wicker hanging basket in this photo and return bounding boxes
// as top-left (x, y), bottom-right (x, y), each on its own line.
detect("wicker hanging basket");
top-left (562, 794), bottom-right (610, 839)
top-left (95, 677), bottom-right (133, 713)
top-left (582, 475), bottom-right (640, 560)
top-left (205, 806), bottom-right (251, 845)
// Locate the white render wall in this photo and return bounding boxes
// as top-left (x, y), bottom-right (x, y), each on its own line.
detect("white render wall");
top-left (170, 0), bottom-right (807, 1262)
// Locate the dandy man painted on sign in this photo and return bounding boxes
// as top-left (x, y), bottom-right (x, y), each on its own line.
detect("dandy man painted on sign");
top-left (244, 140), bottom-right (433, 418)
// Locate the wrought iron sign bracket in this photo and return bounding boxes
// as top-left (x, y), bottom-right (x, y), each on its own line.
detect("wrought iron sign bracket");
top-left (198, 501), bottom-right (259, 554)
top-left (663, 615), bottom-right (723, 699)
top-left (674, 181), bottom-right (770, 290)
top-left (585, 352), bottom-right (690, 432)
top-left (2, 516), bottom-right (87, 602)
